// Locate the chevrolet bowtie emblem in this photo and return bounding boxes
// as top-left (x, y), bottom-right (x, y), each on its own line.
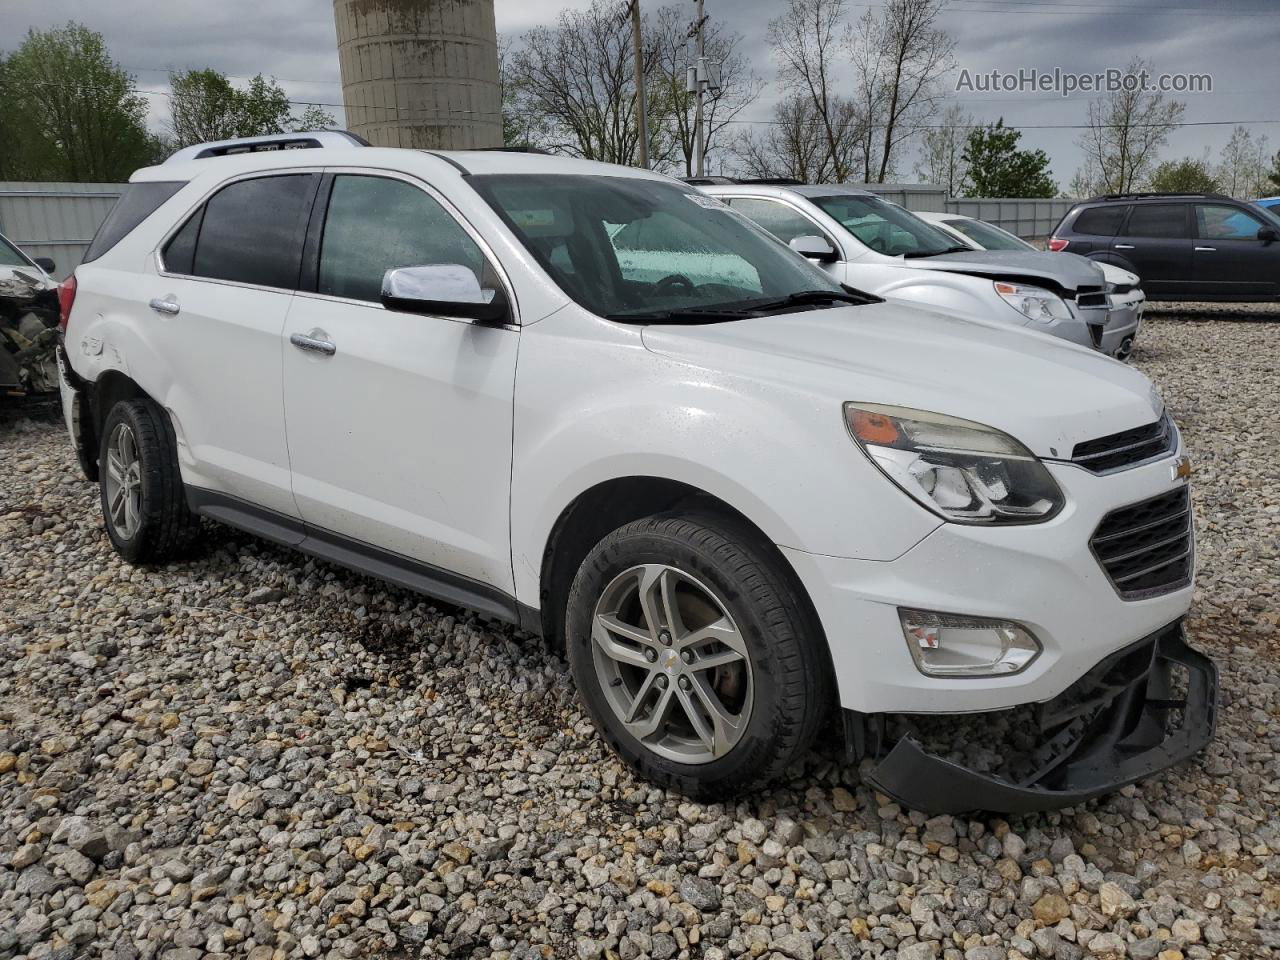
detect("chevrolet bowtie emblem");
top-left (1173, 456), bottom-right (1192, 481)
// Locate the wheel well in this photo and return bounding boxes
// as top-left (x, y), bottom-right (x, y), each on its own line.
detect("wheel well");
top-left (536, 477), bottom-right (829, 668)
top-left (88, 371), bottom-right (150, 463)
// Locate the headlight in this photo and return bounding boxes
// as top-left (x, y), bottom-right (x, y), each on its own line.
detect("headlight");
top-left (899, 608), bottom-right (1041, 677)
top-left (844, 403), bottom-right (1064, 524)
top-left (994, 281), bottom-right (1072, 324)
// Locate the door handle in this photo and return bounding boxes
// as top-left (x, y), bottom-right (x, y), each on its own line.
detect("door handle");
top-left (149, 297), bottom-right (180, 316)
top-left (290, 332), bottom-right (336, 356)
top-left (1194, 246), bottom-right (1216, 252)
top-left (1114, 244), bottom-right (1135, 250)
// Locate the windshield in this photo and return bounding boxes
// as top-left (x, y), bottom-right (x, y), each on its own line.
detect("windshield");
top-left (471, 174), bottom-right (853, 320)
top-left (0, 235), bottom-right (33, 268)
top-left (809, 194), bottom-right (964, 258)
top-left (945, 218), bottom-right (1034, 252)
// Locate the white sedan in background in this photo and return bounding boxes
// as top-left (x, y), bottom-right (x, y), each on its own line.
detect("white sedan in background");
top-left (916, 210), bottom-right (1145, 361)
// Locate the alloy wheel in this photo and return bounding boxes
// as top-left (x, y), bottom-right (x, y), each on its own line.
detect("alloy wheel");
top-left (590, 563), bottom-right (754, 764)
top-left (103, 423), bottom-right (143, 540)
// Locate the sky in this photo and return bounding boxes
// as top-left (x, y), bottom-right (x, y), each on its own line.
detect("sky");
top-left (2, 0), bottom-right (1278, 188)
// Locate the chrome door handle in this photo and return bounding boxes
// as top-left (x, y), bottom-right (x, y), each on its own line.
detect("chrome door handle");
top-left (1194, 246), bottom-right (1216, 252)
top-left (1114, 244), bottom-right (1135, 250)
top-left (290, 332), bottom-right (336, 356)
top-left (149, 297), bottom-right (180, 315)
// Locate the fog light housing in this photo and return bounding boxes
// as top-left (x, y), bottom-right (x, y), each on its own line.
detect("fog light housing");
top-left (899, 608), bottom-right (1041, 677)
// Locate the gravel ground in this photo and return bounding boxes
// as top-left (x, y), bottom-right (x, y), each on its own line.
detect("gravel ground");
top-left (1, 315), bottom-right (1278, 960)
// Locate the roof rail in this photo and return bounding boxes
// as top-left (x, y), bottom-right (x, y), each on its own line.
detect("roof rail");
top-left (163, 129), bottom-right (370, 164)
top-left (472, 145), bottom-right (552, 154)
top-left (1090, 191), bottom-right (1228, 202)
top-left (740, 177), bottom-right (804, 186)
top-left (680, 176), bottom-right (738, 185)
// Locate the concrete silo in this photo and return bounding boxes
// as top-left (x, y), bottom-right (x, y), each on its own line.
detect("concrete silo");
top-left (333, 0), bottom-right (502, 150)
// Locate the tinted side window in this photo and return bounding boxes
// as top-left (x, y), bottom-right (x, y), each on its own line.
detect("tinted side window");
top-left (162, 208), bottom-right (203, 276)
top-left (192, 175), bottom-right (315, 289)
top-left (83, 181), bottom-right (186, 263)
top-left (318, 175), bottom-right (486, 303)
top-left (1122, 204), bottom-right (1188, 239)
top-left (728, 198), bottom-right (824, 246)
top-left (1071, 205), bottom-right (1127, 236)
top-left (1195, 204), bottom-right (1264, 240)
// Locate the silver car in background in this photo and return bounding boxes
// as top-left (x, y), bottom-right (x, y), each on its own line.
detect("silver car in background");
top-left (916, 210), bottom-right (1144, 361)
top-left (693, 180), bottom-right (1132, 358)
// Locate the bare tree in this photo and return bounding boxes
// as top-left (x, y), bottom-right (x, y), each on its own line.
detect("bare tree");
top-left (507, 0), bottom-right (656, 164)
top-left (733, 96), bottom-right (832, 181)
top-left (1075, 58), bottom-right (1185, 194)
top-left (767, 0), bottom-right (864, 182)
top-left (1216, 125), bottom-right (1272, 198)
top-left (913, 103), bottom-right (973, 195)
top-left (649, 5), bottom-right (762, 176)
top-left (852, 0), bottom-right (954, 183)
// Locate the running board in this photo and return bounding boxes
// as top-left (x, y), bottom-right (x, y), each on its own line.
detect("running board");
top-left (185, 486), bottom-right (522, 625)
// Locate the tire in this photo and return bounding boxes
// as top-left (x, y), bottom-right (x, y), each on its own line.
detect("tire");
top-left (98, 397), bottom-right (199, 563)
top-left (565, 512), bottom-right (832, 799)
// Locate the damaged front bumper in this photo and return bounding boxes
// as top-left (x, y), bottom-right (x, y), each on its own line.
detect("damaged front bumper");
top-left (855, 621), bottom-right (1216, 814)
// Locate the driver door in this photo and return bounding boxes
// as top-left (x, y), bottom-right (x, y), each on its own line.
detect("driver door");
top-left (723, 197), bottom-right (843, 279)
top-left (281, 171), bottom-right (519, 595)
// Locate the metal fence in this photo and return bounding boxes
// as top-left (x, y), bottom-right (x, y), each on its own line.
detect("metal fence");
top-left (944, 197), bottom-right (1076, 242)
top-left (0, 179), bottom-right (1080, 280)
top-left (0, 182), bottom-right (124, 280)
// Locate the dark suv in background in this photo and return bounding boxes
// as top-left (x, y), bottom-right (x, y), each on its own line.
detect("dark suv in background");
top-left (1050, 193), bottom-right (1280, 302)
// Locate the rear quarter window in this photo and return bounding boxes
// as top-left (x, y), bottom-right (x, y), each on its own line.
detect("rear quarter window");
top-left (82, 181), bottom-right (187, 263)
top-left (1071, 206), bottom-right (1127, 236)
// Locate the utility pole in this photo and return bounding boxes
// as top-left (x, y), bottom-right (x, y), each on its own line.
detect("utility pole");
top-left (630, 0), bottom-right (649, 169)
top-left (693, 0), bottom-right (705, 176)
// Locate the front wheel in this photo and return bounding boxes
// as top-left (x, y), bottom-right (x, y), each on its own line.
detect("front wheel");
top-left (565, 513), bottom-right (832, 799)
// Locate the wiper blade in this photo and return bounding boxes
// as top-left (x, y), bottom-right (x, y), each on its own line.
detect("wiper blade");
top-left (605, 307), bottom-right (751, 323)
top-left (901, 245), bottom-right (973, 258)
top-left (739, 288), bottom-right (876, 313)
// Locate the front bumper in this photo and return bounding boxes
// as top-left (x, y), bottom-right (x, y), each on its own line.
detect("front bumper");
top-left (860, 620), bottom-right (1216, 813)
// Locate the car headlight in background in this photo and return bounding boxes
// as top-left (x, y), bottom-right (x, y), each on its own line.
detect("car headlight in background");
top-left (899, 608), bottom-right (1041, 677)
top-left (994, 281), bottom-right (1072, 324)
top-left (844, 403), bottom-right (1064, 524)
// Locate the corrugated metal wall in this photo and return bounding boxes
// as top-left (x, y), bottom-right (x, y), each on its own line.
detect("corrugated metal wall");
top-left (0, 182), bottom-right (123, 280)
top-left (945, 197), bottom-right (1077, 242)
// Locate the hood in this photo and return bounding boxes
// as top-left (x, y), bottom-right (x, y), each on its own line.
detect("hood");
top-left (1097, 261), bottom-right (1140, 288)
top-left (899, 249), bottom-right (1107, 295)
top-left (641, 301), bottom-right (1162, 460)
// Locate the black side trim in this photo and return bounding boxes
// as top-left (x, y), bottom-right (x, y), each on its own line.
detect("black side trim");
top-left (185, 487), bottom-right (521, 625)
top-left (425, 151), bottom-right (471, 176)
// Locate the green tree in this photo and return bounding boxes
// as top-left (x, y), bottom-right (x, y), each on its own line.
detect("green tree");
top-left (1149, 157), bottom-right (1220, 194)
top-left (0, 23), bottom-right (157, 181)
top-left (167, 69), bottom-right (335, 149)
top-left (1269, 150), bottom-right (1280, 190)
top-left (961, 119), bottom-right (1056, 198)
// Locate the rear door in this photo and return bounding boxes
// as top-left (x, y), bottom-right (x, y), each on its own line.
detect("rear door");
top-left (151, 171), bottom-right (318, 518)
top-left (1191, 203), bottom-right (1280, 299)
top-left (1111, 203), bottom-right (1193, 297)
top-left (281, 170), bottom-right (519, 594)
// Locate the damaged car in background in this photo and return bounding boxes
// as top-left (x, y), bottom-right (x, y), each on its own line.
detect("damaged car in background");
top-left (1, 230), bottom-right (60, 402)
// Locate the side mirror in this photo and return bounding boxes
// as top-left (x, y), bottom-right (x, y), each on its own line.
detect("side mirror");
top-left (789, 234), bottom-right (838, 263)
top-left (1258, 226), bottom-right (1277, 245)
top-left (380, 264), bottom-right (509, 323)
top-left (33, 257), bottom-right (56, 275)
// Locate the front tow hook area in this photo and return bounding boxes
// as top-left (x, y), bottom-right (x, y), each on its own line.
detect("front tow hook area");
top-left (859, 622), bottom-right (1216, 815)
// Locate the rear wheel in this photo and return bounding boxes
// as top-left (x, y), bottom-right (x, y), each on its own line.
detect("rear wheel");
top-left (566, 513), bottom-right (831, 799)
top-left (99, 398), bottom-right (199, 563)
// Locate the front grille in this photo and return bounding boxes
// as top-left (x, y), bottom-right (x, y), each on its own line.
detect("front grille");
top-left (1071, 413), bottom-right (1176, 473)
top-left (1091, 487), bottom-right (1193, 599)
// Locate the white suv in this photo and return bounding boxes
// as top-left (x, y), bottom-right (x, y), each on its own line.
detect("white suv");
top-left (57, 137), bottom-right (1214, 812)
